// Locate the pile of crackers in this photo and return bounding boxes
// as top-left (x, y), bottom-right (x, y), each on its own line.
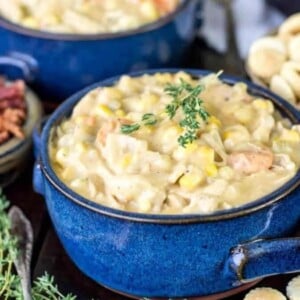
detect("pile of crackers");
top-left (247, 13), bottom-right (300, 108)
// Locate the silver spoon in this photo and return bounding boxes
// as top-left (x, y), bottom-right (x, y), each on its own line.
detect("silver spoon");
top-left (8, 206), bottom-right (33, 300)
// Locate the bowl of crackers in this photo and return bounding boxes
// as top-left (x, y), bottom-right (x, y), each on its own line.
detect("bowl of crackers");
top-left (0, 77), bottom-right (42, 186)
top-left (246, 13), bottom-right (300, 108)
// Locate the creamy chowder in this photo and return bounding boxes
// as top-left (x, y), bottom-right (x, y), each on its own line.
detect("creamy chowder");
top-left (0, 0), bottom-right (179, 34)
top-left (50, 72), bottom-right (300, 214)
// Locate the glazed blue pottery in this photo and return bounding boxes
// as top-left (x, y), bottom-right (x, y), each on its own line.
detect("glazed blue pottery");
top-left (33, 69), bottom-right (300, 299)
top-left (0, 0), bottom-right (200, 101)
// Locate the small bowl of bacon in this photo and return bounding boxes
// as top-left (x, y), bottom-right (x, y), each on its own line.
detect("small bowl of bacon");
top-left (0, 77), bottom-right (42, 186)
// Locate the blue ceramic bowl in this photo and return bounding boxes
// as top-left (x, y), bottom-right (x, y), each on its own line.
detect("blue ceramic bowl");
top-left (33, 69), bottom-right (300, 299)
top-left (0, 0), bottom-right (200, 101)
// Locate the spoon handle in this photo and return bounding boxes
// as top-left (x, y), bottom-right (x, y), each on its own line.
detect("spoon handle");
top-left (8, 206), bottom-right (33, 300)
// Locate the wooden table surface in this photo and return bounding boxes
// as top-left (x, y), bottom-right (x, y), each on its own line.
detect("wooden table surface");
top-left (3, 39), bottom-right (300, 300)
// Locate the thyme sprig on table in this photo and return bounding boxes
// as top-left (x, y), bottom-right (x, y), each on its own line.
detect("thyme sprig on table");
top-left (0, 191), bottom-right (76, 300)
top-left (120, 78), bottom-right (209, 147)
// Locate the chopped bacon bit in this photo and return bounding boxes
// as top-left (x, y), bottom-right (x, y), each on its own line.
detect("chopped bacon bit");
top-left (0, 79), bottom-right (27, 144)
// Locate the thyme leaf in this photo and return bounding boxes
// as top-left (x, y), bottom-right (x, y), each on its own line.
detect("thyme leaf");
top-left (141, 113), bottom-right (157, 126)
top-left (121, 113), bottom-right (157, 134)
top-left (121, 123), bottom-right (140, 134)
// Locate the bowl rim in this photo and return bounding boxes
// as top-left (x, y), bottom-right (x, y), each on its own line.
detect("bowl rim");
top-left (0, 0), bottom-right (191, 41)
top-left (39, 68), bottom-right (300, 224)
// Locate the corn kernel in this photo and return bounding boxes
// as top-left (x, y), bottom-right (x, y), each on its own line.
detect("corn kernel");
top-left (115, 109), bottom-right (126, 117)
top-left (205, 164), bottom-right (218, 177)
top-left (196, 146), bottom-right (215, 163)
top-left (252, 99), bottom-right (274, 113)
top-left (185, 142), bottom-right (198, 152)
top-left (223, 130), bottom-right (234, 140)
top-left (208, 116), bottom-right (221, 128)
top-left (179, 173), bottom-right (204, 190)
top-left (96, 104), bottom-right (114, 117)
top-left (120, 154), bottom-right (132, 168)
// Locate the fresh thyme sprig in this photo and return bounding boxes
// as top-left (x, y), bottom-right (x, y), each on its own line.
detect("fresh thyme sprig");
top-left (121, 113), bottom-right (157, 134)
top-left (0, 191), bottom-right (77, 300)
top-left (32, 273), bottom-right (76, 300)
top-left (0, 193), bottom-right (23, 300)
top-left (165, 79), bottom-right (209, 147)
top-left (121, 78), bottom-right (209, 147)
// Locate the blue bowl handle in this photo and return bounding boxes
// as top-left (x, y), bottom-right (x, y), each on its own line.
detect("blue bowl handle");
top-left (227, 238), bottom-right (300, 284)
top-left (32, 116), bottom-right (49, 159)
top-left (33, 160), bottom-right (45, 196)
top-left (0, 52), bottom-right (38, 82)
top-left (32, 116), bottom-right (49, 196)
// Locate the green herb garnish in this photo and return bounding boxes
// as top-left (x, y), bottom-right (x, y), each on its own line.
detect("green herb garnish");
top-left (165, 79), bottom-right (209, 147)
top-left (0, 191), bottom-right (76, 300)
top-left (142, 113), bottom-right (157, 126)
top-left (121, 113), bottom-right (157, 134)
top-left (121, 78), bottom-right (209, 148)
top-left (121, 123), bottom-right (140, 134)
top-left (32, 273), bottom-right (76, 300)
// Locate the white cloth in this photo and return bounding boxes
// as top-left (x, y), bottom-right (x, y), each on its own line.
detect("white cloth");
top-left (200, 0), bottom-right (285, 58)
